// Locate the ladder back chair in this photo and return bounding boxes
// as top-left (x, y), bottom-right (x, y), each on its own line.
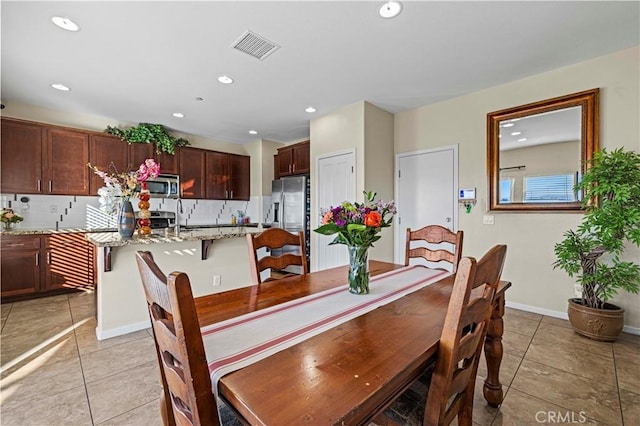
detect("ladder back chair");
top-left (374, 244), bottom-right (507, 426)
top-left (135, 251), bottom-right (220, 426)
top-left (405, 225), bottom-right (464, 273)
top-left (246, 227), bottom-right (308, 284)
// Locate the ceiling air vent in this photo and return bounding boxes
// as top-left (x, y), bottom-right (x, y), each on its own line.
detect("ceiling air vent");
top-left (232, 30), bottom-right (280, 61)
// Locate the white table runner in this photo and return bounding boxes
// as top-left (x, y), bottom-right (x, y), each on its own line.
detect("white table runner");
top-left (201, 265), bottom-right (450, 392)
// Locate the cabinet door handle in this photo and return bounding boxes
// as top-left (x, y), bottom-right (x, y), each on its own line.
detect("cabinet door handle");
top-left (48, 252), bottom-right (52, 264)
top-left (35, 253), bottom-right (39, 266)
top-left (225, 190), bottom-right (228, 199)
top-left (293, 163), bottom-right (296, 173)
top-left (8, 243), bottom-right (26, 247)
top-left (289, 164), bottom-right (292, 174)
top-left (230, 190), bottom-right (233, 199)
top-left (37, 179), bottom-right (41, 192)
top-left (49, 181), bottom-right (53, 192)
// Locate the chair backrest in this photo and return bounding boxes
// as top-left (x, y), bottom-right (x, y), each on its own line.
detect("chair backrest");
top-left (135, 251), bottom-right (220, 426)
top-left (424, 244), bottom-right (507, 426)
top-left (246, 228), bottom-right (308, 284)
top-left (405, 225), bottom-right (464, 272)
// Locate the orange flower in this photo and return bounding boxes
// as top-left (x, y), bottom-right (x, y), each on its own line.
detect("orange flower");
top-left (364, 211), bottom-right (382, 227)
top-left (322, 211), bottom-right (333, 224)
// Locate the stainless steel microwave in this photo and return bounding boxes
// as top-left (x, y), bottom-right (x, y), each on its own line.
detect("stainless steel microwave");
top-left (144, 174), bottom-right (180, 199)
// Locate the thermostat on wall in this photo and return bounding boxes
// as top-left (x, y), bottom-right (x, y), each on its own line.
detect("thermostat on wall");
top-left (459, 188), bottom-right (476, 200)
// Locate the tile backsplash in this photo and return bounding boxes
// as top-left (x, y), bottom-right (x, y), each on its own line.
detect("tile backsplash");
top-left (1, 194), bottom-right (267, 230)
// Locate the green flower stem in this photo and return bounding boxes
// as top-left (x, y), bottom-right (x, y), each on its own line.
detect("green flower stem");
top-left (348, 245), bottom-right (370, 295)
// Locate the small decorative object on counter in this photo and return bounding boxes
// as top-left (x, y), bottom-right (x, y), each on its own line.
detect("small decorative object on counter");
top-left (88, 158), bottom-right (160, 238)
top-left (231, 214), bottom-right (237, 225)
top-left (1, 208), bottom-right (23, 230)
top-left (137, 182), bottom-right (152, 236)
top-left (314, 191), bottom-right (396, 294)
top-left (237, 210), bottom-right (245, 224)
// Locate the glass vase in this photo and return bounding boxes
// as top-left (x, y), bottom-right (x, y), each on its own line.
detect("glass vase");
top-left (347, 244), bottom-right (370, 294)
top-left (118, 200), bottom-right (136, 240)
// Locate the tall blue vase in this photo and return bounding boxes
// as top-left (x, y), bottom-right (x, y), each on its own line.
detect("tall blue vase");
top-left (118, 200), bottom-right (135, 240)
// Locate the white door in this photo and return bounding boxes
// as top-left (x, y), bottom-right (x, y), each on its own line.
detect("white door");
top-left (316, 150), bottom-right (356, 271)
top-left (394, 145), bottom-right (458, 264)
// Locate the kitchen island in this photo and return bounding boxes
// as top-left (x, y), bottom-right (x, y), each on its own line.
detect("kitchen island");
top-left (87, 226), bottom-right (263, 340)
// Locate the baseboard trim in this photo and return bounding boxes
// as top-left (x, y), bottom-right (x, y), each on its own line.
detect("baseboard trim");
top-left (505, 301), bottom-right (640, 336)
top-left (96, 319), bottom-right (150, 341)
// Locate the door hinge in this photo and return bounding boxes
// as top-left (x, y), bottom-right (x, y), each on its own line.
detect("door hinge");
top-left (398, 170), bottom-right (401, 178)
top-left (398, 217), bottom-right (401, 225)
top-left (351, 166), bottom-right (354, 173)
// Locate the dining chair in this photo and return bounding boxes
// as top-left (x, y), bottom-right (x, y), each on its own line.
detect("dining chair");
top-left (404, 225), bottom-right (464, 273)
top-left (135, 251), bottom-right (221, 426)
top-left (246, 227), bottom-right (308, 284)
top-left (374, 244), bottom-right (507, 426)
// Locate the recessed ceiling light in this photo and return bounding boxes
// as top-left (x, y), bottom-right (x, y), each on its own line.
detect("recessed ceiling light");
top-left (249, 130), bottom-right (258, 135)
top-left (305, 106), bottom-right (316, 113)
top-left (172, 112), bottom-right (184, 118)
top-left (379, 1), bottom-right (403, 19)
top-left (51, 17), bottom-right (79, 31)
top-left (51, 83), bottom-right (70, 91)
top-left (501, 123), bottom-right (515, 128)
top-left (217, 75), bottom-right (234, 84)
top-left (518, 138), bottom-right (527, 142)
top-left (510, 131), bottom-right (522, 136)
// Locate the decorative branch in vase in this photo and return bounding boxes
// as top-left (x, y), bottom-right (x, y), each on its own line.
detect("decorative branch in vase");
top-left (88, 159), bottom-right (160, 239)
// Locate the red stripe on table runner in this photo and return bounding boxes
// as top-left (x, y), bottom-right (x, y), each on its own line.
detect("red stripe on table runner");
top-left (201, 265), bottom-right (416, 337)
top-left (207, 268), bottom-right (448, 373)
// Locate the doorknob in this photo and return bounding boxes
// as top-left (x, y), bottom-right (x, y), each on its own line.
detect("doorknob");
top-left (445, 217), bottom-right (452, 222)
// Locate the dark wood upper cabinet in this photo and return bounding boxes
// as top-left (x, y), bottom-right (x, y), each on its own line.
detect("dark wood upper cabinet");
top-left (129, 142), bottom-right (179, 175)
top-left (1, 119), bottom-right (44, 194)
top-left (205, 152), bottom-right (250, 201)
top-left (179, 147), bottom-right (206, 199)
top-left (205, 151), bottom-right (229, 200)
top-left (275, 140), bottom-right (310, 178)
top-left (89, 134), bottom-right (129, 194)
top-left (45, 128), bottom-right (90, 195)
top-left (229, 154), bottom-right (250, 200)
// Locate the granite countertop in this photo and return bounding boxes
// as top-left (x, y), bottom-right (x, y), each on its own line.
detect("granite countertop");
top-left (1, 223), bottom-right (270, 237)
top-left (85, 226), bottom-right (263, 247)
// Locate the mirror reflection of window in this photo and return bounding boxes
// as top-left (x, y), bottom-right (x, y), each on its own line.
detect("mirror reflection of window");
top-left (499, 178), bottom-right (513, 203)
top-left (523, 173), bottom-right (577, 202)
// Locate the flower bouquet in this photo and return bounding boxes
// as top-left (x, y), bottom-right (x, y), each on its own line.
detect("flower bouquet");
top-left (88, 159), bottom-right (160, 238)
top-left (314, 191), bottom-right (396, 294)
top-left (1, 208), bottom-right (24, 230)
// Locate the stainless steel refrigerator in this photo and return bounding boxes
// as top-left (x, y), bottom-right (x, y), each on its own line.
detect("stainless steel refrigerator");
top-left (271, 175), bottom-right (311, 272)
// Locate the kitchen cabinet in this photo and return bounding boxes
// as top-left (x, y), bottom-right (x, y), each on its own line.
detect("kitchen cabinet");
top-left (1, 119), bottom-right (44, 194)
top-left (0, 233), bottom-right (95, 301)
top-left (129, 143), bottom-right (179, 175)
top-left (179, 147), bottom-right (206, 199)
top-left (45, 127), bottom-right (90, 195)
top-left (274, 140), bottom-right (310, 178)
top-left (89, 134), bottom-right (129, 194)
top-left (205, 152), bottom-right (250, 200)
top-left (43, 233), bottom-right (95, 291)
top-left (1, 118), bottom-right (90, 195)
top-left (0, 235), bottom-right (41, 298)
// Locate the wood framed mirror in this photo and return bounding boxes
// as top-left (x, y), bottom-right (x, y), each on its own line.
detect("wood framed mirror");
top-left (487, 88), bottom-right (599, 212)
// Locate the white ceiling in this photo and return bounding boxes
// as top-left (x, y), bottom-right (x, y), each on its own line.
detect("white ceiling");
top-left (1, 1), bottom-right (638, 145)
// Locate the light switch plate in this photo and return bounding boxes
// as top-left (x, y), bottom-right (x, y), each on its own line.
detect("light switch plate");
top-left (483, 215), bottom-right (495, 225)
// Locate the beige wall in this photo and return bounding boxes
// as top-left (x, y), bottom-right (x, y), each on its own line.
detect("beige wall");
top-left (395, 46), bottom-right (640, 330)
top-left (261, 139), bottom-right (285, 195)
top-left (309, 101), bottom-right (395, 267)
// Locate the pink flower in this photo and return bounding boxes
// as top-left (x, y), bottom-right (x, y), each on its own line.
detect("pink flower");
top-left (322, 211), bottom-right (333, 224)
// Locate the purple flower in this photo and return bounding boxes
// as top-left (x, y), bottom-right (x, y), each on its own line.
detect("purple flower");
top-left (335, 218), bottom-right (347, 227)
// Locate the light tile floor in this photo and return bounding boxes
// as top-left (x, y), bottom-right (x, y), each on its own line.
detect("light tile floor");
top-left (0, 293), bottom-right (638, 425)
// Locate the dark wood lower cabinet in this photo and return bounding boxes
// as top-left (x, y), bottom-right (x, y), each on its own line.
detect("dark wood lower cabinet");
top-left (0, 233), bottom-right (96, 302)
top-left (0, 236), bottom-right (41, 298)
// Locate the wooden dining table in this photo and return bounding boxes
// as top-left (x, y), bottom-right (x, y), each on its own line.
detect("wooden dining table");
top-left (194, 261), bottom-right (511, 425)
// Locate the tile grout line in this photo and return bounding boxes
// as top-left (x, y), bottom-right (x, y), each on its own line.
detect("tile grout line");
top-left (69, 295), bottom-right (97, 426)
top-left (612, 344), bottom-right (625, 426)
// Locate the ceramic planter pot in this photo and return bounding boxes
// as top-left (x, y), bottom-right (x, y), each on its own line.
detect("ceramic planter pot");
top-left (567, 298), bottom-right (624, 342)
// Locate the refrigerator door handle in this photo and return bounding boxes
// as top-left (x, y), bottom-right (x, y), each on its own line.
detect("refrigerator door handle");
top-left (281, 193), bottom-right (286, 229)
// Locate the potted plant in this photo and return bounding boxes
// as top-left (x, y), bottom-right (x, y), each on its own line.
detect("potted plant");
top-left (553, 148), bottom-right (640, 341)
top-left (105, 123), bottom-right (190, 155)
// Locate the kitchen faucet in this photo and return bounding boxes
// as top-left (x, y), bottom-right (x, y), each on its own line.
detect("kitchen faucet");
top-left (175, 198), bottom-right (183, 234)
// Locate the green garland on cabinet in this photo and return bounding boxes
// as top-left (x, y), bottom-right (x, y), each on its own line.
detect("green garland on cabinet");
top-left (105, 123), bottom-right (190, 155)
